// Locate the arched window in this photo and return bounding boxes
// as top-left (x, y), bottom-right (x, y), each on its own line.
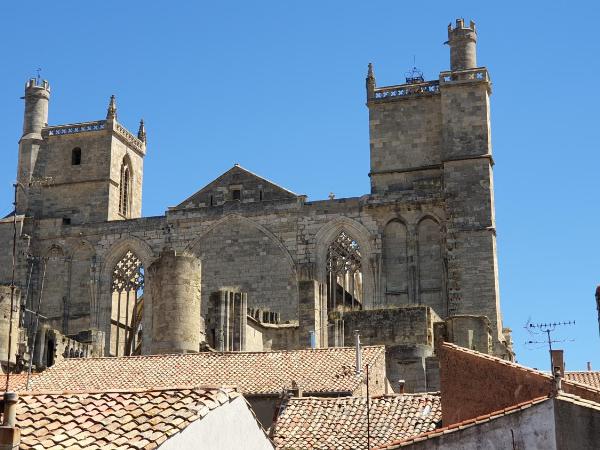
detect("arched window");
top-left (110, 250), bottom-right (144, 356)
top-left (417, 218), bottom-right (444, 315)
top-left (383, 220), bottom-right (409, 306)
top-left (71, 147), bottom-right (82, 165)
top-left (119, 158), bottom-right (131, 217)
top-left (326, 231), bottom-right (362, 313)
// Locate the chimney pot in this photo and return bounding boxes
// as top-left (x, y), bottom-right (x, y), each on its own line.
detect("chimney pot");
top-left (2, 393), bottom-right (17, 427)
top-left (587, 361), bottom-right (592, 372)
top-left (398, 379), bottom-right (406, 394)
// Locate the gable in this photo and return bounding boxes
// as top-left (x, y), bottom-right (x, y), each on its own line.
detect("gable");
top-left (175, 164), bottom-right (299, 209)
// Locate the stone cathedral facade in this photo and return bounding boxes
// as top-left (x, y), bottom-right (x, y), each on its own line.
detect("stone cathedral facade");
top-left (0, 19), bottom-right (512, 392)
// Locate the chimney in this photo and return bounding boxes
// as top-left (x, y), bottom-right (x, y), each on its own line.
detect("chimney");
top-left (354, 331), bottom-right (362, 376)
top-left (289, 380), bottom-right (302, 398)
top-left (0, 392), bottom-right (20, 450)
top-left (551, 349), bottom-right (564, 377)
top-left (398, 380), bottom-right (406, 394)
top-left (587, 362), bottom-right (593, 372)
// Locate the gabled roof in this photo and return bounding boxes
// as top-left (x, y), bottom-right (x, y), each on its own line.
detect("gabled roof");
top-left (24, 346), bottom-right (386, 396)
top-left (565, 371), bottom-right (600, 390)
top-left (17, 386), bottom-right (240, 450)
top-left (272, 393), bottom-right (441, 450)
top-left (175, 164), bottom-right (299, 209)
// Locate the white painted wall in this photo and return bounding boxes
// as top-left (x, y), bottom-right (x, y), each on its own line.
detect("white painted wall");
top-left (159, 396), bottom-right (274, 450)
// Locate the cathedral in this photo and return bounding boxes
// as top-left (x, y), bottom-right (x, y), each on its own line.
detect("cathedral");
top-left (0, 19), bottom-right (512, 392)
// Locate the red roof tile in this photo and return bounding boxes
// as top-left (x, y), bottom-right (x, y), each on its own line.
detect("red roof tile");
top-left (565, 372), bottom-right (600, 390)
top-left (25, 346), bottom-right (385, 396)
top-left (372, 396), bottom-right (550, 449)
top-left (16, 386), bottom-right (241, 449)
top-left (272, 394), bottom-right (441, 450)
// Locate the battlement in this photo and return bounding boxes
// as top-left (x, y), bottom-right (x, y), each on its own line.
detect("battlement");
top-left (370, 79), bottom-right (440, 103)
top-left (25, 77), bottom-right (50, 91)
top-left (44, 120), bottom-right (106, 137)
top-left (440, 67), bottom-right (489, 84)
top-left (448, 18), bottom-right (476, 34)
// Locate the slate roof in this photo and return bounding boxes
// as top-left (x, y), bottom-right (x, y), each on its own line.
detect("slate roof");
top-left (16, 386), bottom-right (241, 450)
top-left (272, 394), bottom-right (441, 450)
top-left (565, 371), bottom-right (600, 390)
top-left (25, 346), bottom-right (386, 396)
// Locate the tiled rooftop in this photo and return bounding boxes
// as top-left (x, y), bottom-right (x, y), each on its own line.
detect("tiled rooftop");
top-left (373, 393), bottom-right (600, 449)
top-left (26, 346), bottom-right (385, 395)
top-left (3, 373), bottom-right (36, 391)
top-left (16, 386), bottom-right (240, 449)
top-left (565, 371), bottom-right (600, 390)
top-left (272, 393), bottom-right (441, 450)
top-left (372, 395), bottom-right (550, 449)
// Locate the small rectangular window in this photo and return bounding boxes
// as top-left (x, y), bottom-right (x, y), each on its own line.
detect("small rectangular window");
top-left (71, 148), bottom-right (82, 166)
top-left (232, 189), bottom-right (241, 201)
top-left (62, 217), bottom-right (71, 225)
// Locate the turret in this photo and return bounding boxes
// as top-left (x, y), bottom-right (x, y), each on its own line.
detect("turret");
top-left (16, 78), bottom-right (51, 214)
top-left (22, 78), bottom-right (50, 139)
top-left (446, 19), bottom-right (477, 71)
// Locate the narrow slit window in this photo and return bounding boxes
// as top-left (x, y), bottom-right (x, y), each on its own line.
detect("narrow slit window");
top-left (119, 158), bottom-right (131, 217)
top-left (71, 147), bottom-right (82, 165)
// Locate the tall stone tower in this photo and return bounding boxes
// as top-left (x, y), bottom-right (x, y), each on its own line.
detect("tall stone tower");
top-left (16, 78), bottom-right (50, 215)
top-left (16, 86), bottom-right (146, 224)
top-left (367, 19), bottom-right (506, 353)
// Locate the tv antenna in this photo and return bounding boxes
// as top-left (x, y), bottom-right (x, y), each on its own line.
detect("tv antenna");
top-left (404, 55), bottom-right (424, 84)
top-left (35, 68), bottom-right (42, 85)
top-left (524, 320), bottom-right (575, 372)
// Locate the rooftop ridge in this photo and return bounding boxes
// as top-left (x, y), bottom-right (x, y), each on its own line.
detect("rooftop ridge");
top-left (18, 384), bottom-right (240, 397)
top-left (441, 342), bottom-right (553, 380)
top-left (287, 392), bottom-right (440, 401)
top-left (48, 344), bottom-right (386, 362)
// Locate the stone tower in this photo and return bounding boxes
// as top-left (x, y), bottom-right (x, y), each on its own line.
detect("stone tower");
top-left (367, 19), bottom-right (506, 352)
top-left (16, 88), bottom-right (146, 224)
top-left (16, 78), bottom-right (50, 215)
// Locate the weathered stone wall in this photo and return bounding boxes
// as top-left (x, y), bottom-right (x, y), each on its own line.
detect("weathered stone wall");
top-left (0, 285), bottom-right (20, 365)
top-left (147, 249), bottom-right (202, 354)
top-left (339, 306), bottom-right (440, 392)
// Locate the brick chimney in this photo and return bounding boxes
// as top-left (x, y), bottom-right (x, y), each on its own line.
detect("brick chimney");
top-left (0, 392), bottom-right (20, 450)
top-left (551, 350), bottom-right (564, 377)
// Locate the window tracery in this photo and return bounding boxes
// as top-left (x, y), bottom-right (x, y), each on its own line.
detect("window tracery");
top-left (110, 250), bottom-right (144, 356)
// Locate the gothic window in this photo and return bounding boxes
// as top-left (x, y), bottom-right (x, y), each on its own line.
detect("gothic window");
top-left (383, 220), bottom-right (409, 305)
top-left (326, 231), bottom-right (363, 313)
top-left (71, 147), bottom-right (81, 165)
top-left (110, 250), bottom-right (144, 356)
top-left (119, 158), bottom-right (131, 217)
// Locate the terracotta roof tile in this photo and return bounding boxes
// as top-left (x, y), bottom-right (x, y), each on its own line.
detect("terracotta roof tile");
top-left (2, 373), bottom-right (37, 391)
top-left (565, 371), bottom-right (600, 390)
top-left (272, 393), bottom-right (441, 450)
top-left (16, 387), bottom-right (240, 450)
top-left (373, 396), bottom-right (550, 449)
top-left (25, 346), bottom-right (385, 396)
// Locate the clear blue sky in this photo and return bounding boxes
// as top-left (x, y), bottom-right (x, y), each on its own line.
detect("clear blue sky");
top-left (0, 1), bottom-right (598, 371)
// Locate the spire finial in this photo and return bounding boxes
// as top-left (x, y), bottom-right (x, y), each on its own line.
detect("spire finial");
top-left (367, 63), bottom-right (375, 80)
top-left (137, 119), bottom-right (146, 143)
top-left (366, 63), bottom-right (376, 100)
top-left (107, 94), bottom-right (117, 120)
